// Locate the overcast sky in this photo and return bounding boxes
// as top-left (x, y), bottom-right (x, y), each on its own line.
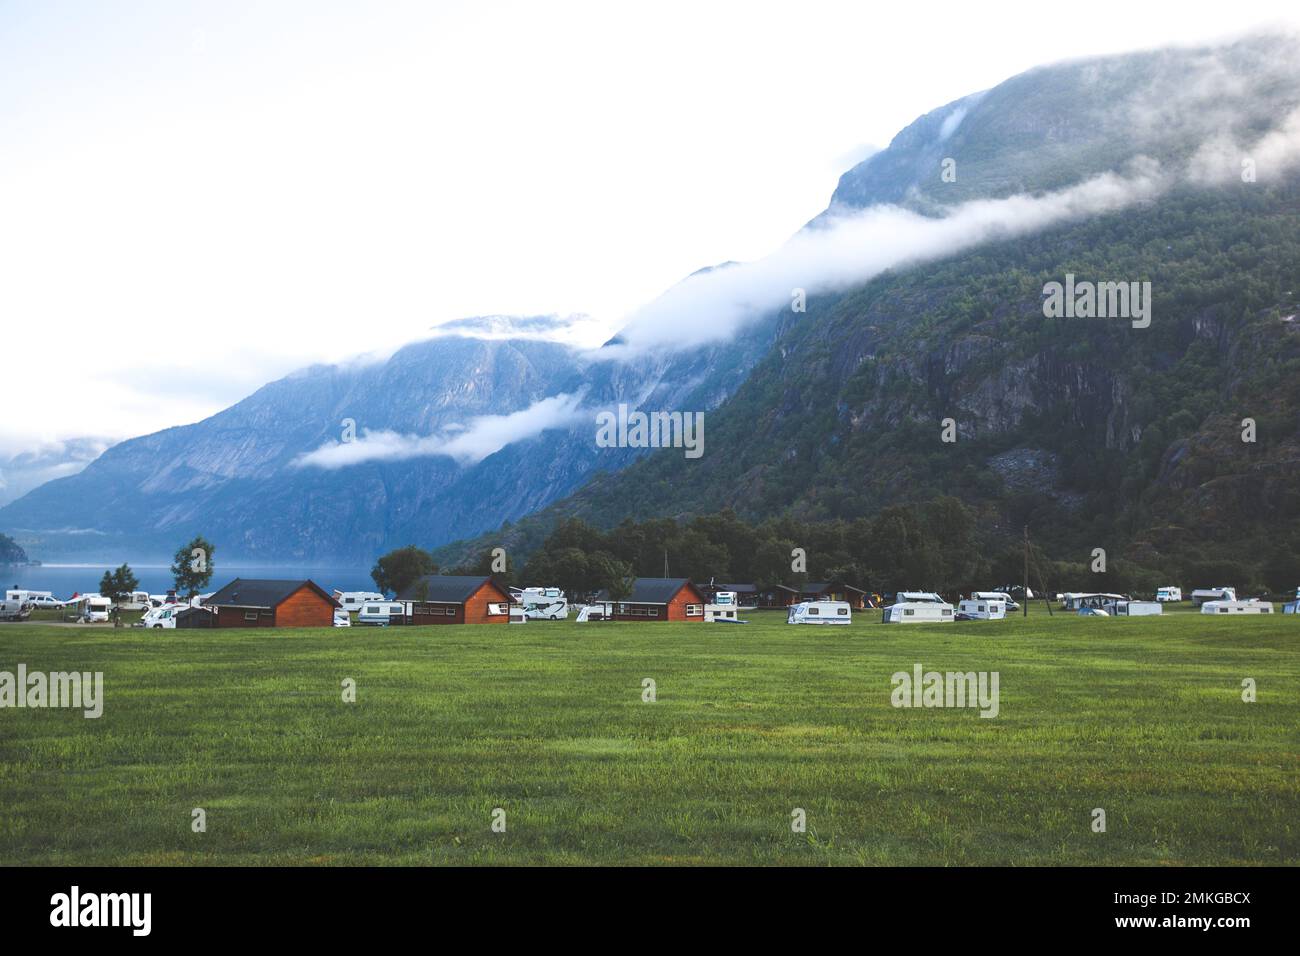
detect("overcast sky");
top-left (2, 0), bottom-right (1299, 455)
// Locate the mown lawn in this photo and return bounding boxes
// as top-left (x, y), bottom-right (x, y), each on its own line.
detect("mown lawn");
top-left (0, 608), bottom-right (1296, 865)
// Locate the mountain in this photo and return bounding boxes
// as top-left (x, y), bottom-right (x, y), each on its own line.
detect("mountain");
top-left (0, 307), bottom-right (783, 562)
top-left (0, 438), bottom-right (112, 508)
top-left (432, 35), bottom-right (1300, 575)
top-left (5, 34), bottom-right (1299, 572)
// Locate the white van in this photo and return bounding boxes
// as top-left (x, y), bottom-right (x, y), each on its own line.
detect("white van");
top-left (1201, 599), bottom-right (1273, 615)
top-left (357, 601), bottom-right (405, 626)
top-left (787, 600), bottom-right (851, 625)
top-left (956, 598), bottom-right (1006, 620)
top-left (1155, 586), bottom-right (1182, 602)
top-left (333, 590), bottom-right (385, 612)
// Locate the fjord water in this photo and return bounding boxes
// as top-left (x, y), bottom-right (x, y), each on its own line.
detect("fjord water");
top-left (1, 564), bottom-right (376, 599)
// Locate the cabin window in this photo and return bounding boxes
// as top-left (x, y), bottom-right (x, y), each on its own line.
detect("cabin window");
top-left (685, 604), bottom-right (703, 616)
top-left (648, 609), bottom-right (659, 617)
top-left (244, 611), bottom-right (258, 621)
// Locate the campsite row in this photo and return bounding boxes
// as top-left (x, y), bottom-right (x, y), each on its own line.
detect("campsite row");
top-left (4, 576), bottom-right (1297, 628)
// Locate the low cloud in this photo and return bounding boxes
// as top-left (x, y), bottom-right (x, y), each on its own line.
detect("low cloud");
top-left (294, 392), bottom-right (588, 469)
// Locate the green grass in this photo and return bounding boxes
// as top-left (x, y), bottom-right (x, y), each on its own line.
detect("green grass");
top-left (0, 608), bottom-right (1296, 866)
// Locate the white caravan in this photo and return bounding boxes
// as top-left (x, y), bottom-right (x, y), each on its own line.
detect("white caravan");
top-left (5, 589), bottom-right (55, 605)
top-left (787, 600), bottom-right (852, 625)
top-left (1108, 600), bottom-right (1163, 616)
top-left (956, 598), bottom-right (1006, 620)
top-left (1191, 587), bottom-right (1236, 606)
top-left (514, 587), bottom-right (568, 620)
top-left (972, 591), bottom-right (1018, 611)
top-left (882, 592), bottom-right (954, 623)
top-left (1201, 599), bottom-right (1273, 615)
top-left (356, 602), bottom-right (405, 626)
top-left (1061, 592), bottom-right (1126, 610)
top-left (333, 590), bottom-right (386, 612)
top-left (1155, 586), bottom-right (1182, 603)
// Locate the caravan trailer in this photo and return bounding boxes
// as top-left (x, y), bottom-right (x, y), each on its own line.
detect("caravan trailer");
top-left (1108, 600), bottom-right (1163, 616)
top-left (787, 600), bottom-right (851, 625)
top-left (515, 587), bottom-right (568, 620)
top-left (333, 590), bottom-right (385, 612)
top-left (1191, 587), bottom-right (1236, 606)
top-left (1155, 586), bottom-right (1182, 603)
top-left (956, 598), bottom-right (1006, 621)
top-left (1201, 599), bottom-right (1273, 615)
top-left (971, 591), bottom-right (1018, 611)
top-left (882, 592), bottom-right (954, 623)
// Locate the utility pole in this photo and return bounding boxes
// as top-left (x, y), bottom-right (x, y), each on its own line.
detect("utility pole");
top-left (1023, 525), bottom-right (1029, 618)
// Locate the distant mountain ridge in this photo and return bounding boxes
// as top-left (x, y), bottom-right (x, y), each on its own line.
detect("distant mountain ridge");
top-left (4, 33), bottom-right (1299, 570)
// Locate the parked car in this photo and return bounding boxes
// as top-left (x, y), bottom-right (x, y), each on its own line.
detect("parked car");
top-left (356, 601), bottom-right (405, 626)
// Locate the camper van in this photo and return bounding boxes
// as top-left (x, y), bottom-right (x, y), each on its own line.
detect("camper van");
top-left (514, 587), bottom-right (568, 621)
top-left (135, 603), bottom-right (187, 629)
top-left (1201, 599), bottom-right (1273, 615)
top-left (787, 600), bottom-right (851, 625)
top-left (956, 598), bottom-right (1006, 621)
top-left (706, 590), bottom-right (742, 623)
top-left (882, 593), bottom-right (954, 623)
top-left (1155, 586), bottom-right (1182, 603)
top-left (79, 595), bottom-right (113, 623)
top-left (971, 591), bottom-right (1018, 611)
top-left (1191, 587), bottom-right (1236, 606)
top-left (333, 590), bottom-right (386, 612)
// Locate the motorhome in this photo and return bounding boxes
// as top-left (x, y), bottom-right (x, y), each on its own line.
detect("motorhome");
top-left (356, 601), bottom-right (405, 626)
top-left (135, 603), bottom-right (187, 629)
top-left (787, 600), bottom-right (851, 625)
top-left (333, 608), bottom-right (351, 627)
top-left (79, 595), bottom-right (113, 623)
top-left (1107, 600), bottom-right (1162, 616)
top-left (706, 590), bottom-right (741, 623)
top-left (1191, 587), bottom-right (1236, 606)
top-left (971, 591), bottom-right (1018, 611)
top-left (333, 590), bottom-right (386, 612)
top-left (956, 598), bottom-right (1006, 620)
top-left (1201, 599), bottom-right (1273, 615)
top-left (514, 587), bottom-right (568, 621)
top-left (882, 593), bottom-right (954, 623)
top-left (1155, 586), bottom-right (1182, 603)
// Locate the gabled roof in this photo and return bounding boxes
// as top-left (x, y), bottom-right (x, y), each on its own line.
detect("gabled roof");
top-left (398, 575), bottom-right (507, 604)
top-left (596, 577), bottom-right (700, 604)
top-left (801, 581), bottom-right (867, 594)
top-left (205, 578), bottom-right (339, 609)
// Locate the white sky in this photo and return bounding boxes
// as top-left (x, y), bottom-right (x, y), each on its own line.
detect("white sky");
top-left (2, 0), bottom-right (1298, 455)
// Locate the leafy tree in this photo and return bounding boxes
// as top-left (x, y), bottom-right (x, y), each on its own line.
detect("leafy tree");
top-left (98, 563), bottom-right (140, 603)
top-left (171, 536), bottom-right (216, 597)
top-left (371, 545), bottom-right (437, 597)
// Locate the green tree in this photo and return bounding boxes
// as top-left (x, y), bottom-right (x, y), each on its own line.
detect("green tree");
top-left (171, 536), bottom-right (215, 597)
top-left (371, 545), bottom-right (438, 597)
top-left (99, 563), bottom-right (140, 603)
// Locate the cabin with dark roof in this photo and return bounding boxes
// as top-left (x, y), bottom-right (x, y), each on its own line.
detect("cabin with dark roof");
top-left (397, 575), bottom-right (513, 625)
top-left (594, 577), bottom-right (706, 621)
top-left (800, 581), bottom-right (870, 609)
top-left (757, 584), bottom-right (800, 608)
top-left (205, 578), bottom-right (340, 628)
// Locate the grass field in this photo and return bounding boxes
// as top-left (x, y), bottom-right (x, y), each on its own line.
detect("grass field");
top-left (1, 607), bottom-right (1297, 866)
